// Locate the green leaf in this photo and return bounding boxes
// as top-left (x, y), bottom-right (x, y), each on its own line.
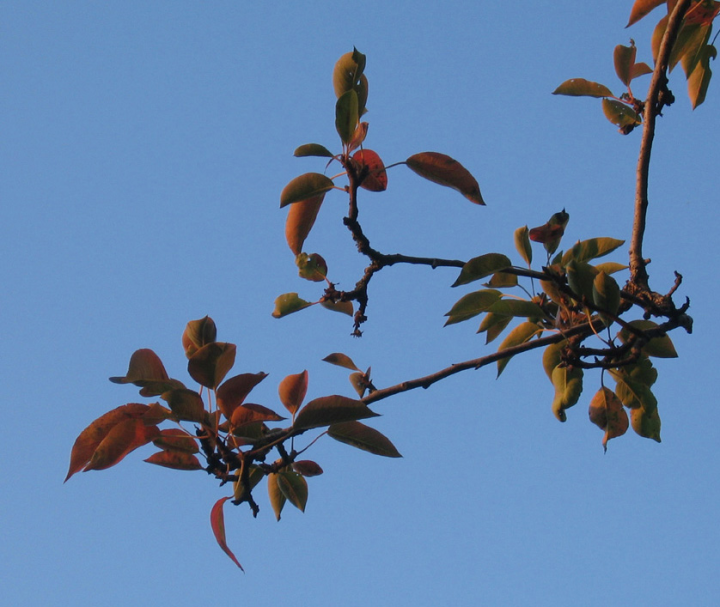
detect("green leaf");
top-left (276, 471), bottom-right (309, 512)
top-left (280, 173), bottom-right (334, 208)
top-left (452, 253), bottom-right (512, 287)
top-left (333, 49), bottom-right (366, 98)
top-left (293, 395), bottom-right (378, 431)
top-left (551, 365), bottom-right (583, 422)
top-left (187, 342), bottom-right (237, 389)
top-left (272, 293), bottom-right (314, 318)
top-left (552, 78), bottom-right (613, 98)
top-left (514, 226), bottom-right (532, 266)
top-left (477, 312), bottom-right (513, 344)
top-left (210, 497), bottom-right (244, 571)
top-left (322, 353), bottom-right (360, 371)
top-left (610, 368), bottom-right (658, 414)
top-left (594, 261), bottom-right (628, 275)
top-left (487, 298), bottom-right (546, 319)
top-left (631, 406), bottom-right (662, 442)
top-left (565, 260), bottom-right (598, 302)
top-left (328, 421), bottom-right (402, 457)
top-left (285, 194), bottom-right (325, 255)
top-left (444, 289), bottom-right (502, 326)
top-left (602, 98), bottom-right (642, 130)
top-left (592, 271), bottom-right (621, 324)
top-left (485, 272), bottom-right (518, 288)
top-left (496, 321), bottom-right (543, 377)
top-left (542, 341), bottom-right (565, 382)
top-left (561, 237), bottom-right (625, 265)
top-left (335, 89), bottom-right (359, 145)
top-left (294, 143), bottom-right (334, 158)
top-left (296, 252), bottom-right (328, 282)
top-left (614, 42), bottom-right (637, 87)
top-left (618, 320), bottom-right (678, 358)
top-left (406, 152), bottom-right (484, 205)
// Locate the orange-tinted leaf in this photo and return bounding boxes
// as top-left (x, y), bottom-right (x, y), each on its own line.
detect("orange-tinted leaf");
top-left (322, 353), bottom-right (360, 371)
top-left (293, 143), bottom-right (334, 158)
top-left (278, 370), bottom-right (308, 416)
top-left (651, 14), bottom-right (669, 63)
top-left (353, 149), bottom-right (388, 192)
top-left (614, 42), bottom-right (638, 86)
top-left (630, 62), bottom-right (653, 80)
top-left (152, 428), bottom-right (199, 453)
top-left (109, 349), bottom-right (179, 396)
top-left (320, 300), bottom-right (354, 316)
top-left (210, 497), bottom-right (244, 571)
top-left (285, 194), bottom-right (324, 255)
top-left (268, 473), bottom-right (286, 520)
top-left (684, 0), bottom-right (720, 25)
top-left (280, 173), bottom-right (334, 208)
top-left (293, 395), bottom-right (378, 430)
top-left (272, 293), bottom-right (314, 318)
top-left (216, 372), bottom-right (268, 420)
top-left (188, 342), bottom-right (237, 389)
top-left (162, 388), bottom-right (208, 424)
top-left (328, 421), bottom-right (402, 457)
top-left (182, 316), bottom-right (217, 359)
top-left (627, 0), bottom-right (666, 27)
top-left (142, 402), bottom-right (174, 425)
top-left (588, 387), bottom-right (629, 452)
top-left (84, 418), bottom-right (160, 472)
top-left (65, 403), bottom-right (149, 481)
top-left (333, 49), bottom-right (366, 98)
top-left (145, 450), bottom-right (203, 470)
top-left (347, 121), bottom-right (369, 153)
top-left (292, 460), bottom-right (324, 476)
top-left (687, 43), bottom-right (716, 109)
top-left (552, 78), bottom-right (613, 98)
top-left (277, 471), bottom-right (308, 512)
top-left (230, 403), bottom-right (286, 427)
top-left (406, 152), bottom-right (484, 205)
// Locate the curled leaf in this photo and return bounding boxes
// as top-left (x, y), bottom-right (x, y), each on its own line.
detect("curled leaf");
top-left (182, 317), bottom-right (217, 359)
top-left (210, 497), bottom-right (244, 571)
top-left (588, 387), bottom-right (629, 452)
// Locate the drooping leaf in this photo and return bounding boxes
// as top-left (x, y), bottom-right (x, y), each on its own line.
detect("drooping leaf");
top-left (542, 341), bottom-right (565, 382)
top-left (631, 406), bottom-right (662, 442)
top-left (278, 370), bottom-right (309, 416)
top-left (405, 152), bottom-right (484, 205)
top-left (84, 418), bottom-right (160, 472)
top-left (669, 23), bottom-right (705, 72)
top-left (182, 316), bottom-right (217, 359)
top-left (145, 450), bottom-right (203, 471)
top-left (496, 322), bottom-right (543, 377)
top-left (514, 225), bottom-right (532, 266)
top-left (322, 353), bottom-right (360, 371)
top-left (296, 252), bottom-right (328, 282)
top-left (353, 149), bottom-right (388, 192)
top-left (588, 387), bottom-right (629, 452)
top-left (561, 237), bottom-right (625, 265)
top-left (618, 320), bottom-right (678, 358)
top-left (293, 395), bottom-right (378, 431)
top-left (610, 369), bottom-right (658, 414)
top-left (285, 194), bottom-right (325, 255)
top-left (602, 98), bottom-right (642, 131)
top-left (444, 289), bottom-right (502, 326)
top-left (65, 403), bottom-right (149, 481)
top-left (210, 497), bottom-right (244, 571)
top-left (280, 173), bottom-right (334, 208)
top-left (627, 0), bottom-right (666, 27)
top-left (188, 342), bottom-right (237, 389)
top-left (320, 300), bottom-right (354, 316)
top-left (477, 312), bottom-right (513, 344)
top-left (162, 388), bottom-right (208, 424)
top-left (335, 89), bottom-right (359, 145)
top-left (267, 473), bottom-right (286, 521)
top-left (551, 365), bottom-right (584, 422)
top-left (552, 78), bottom-right (613, 98)
top-left (152, 428), bottom-right (199, 453)
top-left (276, 471), bottom-right (308, 512)
top-left (230, 403), bottom-right (286, 427)
top-left (292, 460), bottom-right (324, 476)
top-left (687, 43), bottom-right (716, 109)
top-left (272, 293), bottom-right (314, 318)
top-left (293, 143), bottom-right (334, 158)
top-left (216, 372), bottom-right (269, 421)
top-left (614, 42), bottom-right (638, 86)
top-left (452, 253), bottom-right (512, 287)
top-left (487, 298), bottom-right (546, 320)
top-left (328, 421), bottom-right (402, 457)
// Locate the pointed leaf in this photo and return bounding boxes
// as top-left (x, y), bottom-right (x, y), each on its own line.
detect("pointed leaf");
top-left (278, 370), bottom-right (308, 416)
top-left (687, 44), bottom-right (716, 109)
top-left (452, 253), bottom-right (512, 287)
top-left (182, 317), bottom-right (217, 359)
top-left (618, 320), bottom-right (678, 358)
top-left (594, 261), bottom-right (628, 275)
top-left (268, 473), bottom-right (286, 521)
top-left (84, 418), bottom-right (160, 472)
top-left (333, 49), bottom-right (366, 98)
top-left (630, 62), bottom-right (653, 80)
top-left (561, 237), bottom-right (625, 265)
top-left (444, 289), bottom-right (502, 326)
top-left (485, 272), bottom-right (518, 288)
top-left (542, 341), bottom-right (565, 382)
top-left (109, 348), bottom-right (169, 386)
top-left (496, 322), bottom-right (542, 377)
top-left (347, 121), bottom-right (369, 153)
top-left (353, 149), bottom-right (388, 192)
top-left (551, 365), bottom-right (584, 422)
top-left (145, 450), bottom-right (203, 471)
top-left (210, 497), bottom-right (244, 571)
top-left (328, 421), bottom-right (402, 457)
top-left (336, 89), bottom-right (359, 145)
top-left (152, 428), bottom-right (199, 453)
top-left (272, 293), bottom-right (313, 318)
top-left (162, 388), bottom-right (208, 424)
top-left (627, 0), bottom-right (665, 27)
top-left (216, 372), bottom-right (268, 421)
top-left (406, 152), bottom-right (484, 205)
top-left (514, 226), bottom-right (532, 266)
top-left (631, 406), bottom-right (662, 442)
top-left (293, 143), bottom-right (334, 158)
top-left (230, 403), bottom-right (286, 427)
top-left (614, 42), bottom-right (637, 87)
top-left (588, 387), bottom-right (629, 452)
top-left (610, 369), bottom-right (658, 414)
top-left (277, 471), bottom-right (308, 512)
top-left (552, 78), bottom-right (613, 98)
top-left (488, 298), bottom-right (546, 319)
top-left (477, 312), bottom-right (513, 344)
top-left (292, 460), bottom-right (324, 477)
top-left (285, 194), bottom-right (325, 255)
top-left (293, 395), bottom-right (378, 431)
top-left (602, 98), bottom-right (642, 131)
top-left (593, 271), bottom-right (621, 323)
top-left (320, 300), bottom-right (354, 316)
top-left (322, 353), bottom-right (360, 371)
top-left (188, 342), bottom-right (237, 389)
top-left (280, 173), bottom-right (334, 208)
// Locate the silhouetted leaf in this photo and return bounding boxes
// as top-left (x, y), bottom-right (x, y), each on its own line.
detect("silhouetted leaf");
top-left (588, 387), bottom-right (629, 452)
top-left (294, 143), bottom-right (334, 158)
top-left (216, 372), bottom-right (268, 421)
top-left (285, 195), bottom-right (324, 255)
top-left (353, 149), bottom-right (388, 192)
top-left (529, 210), bottom-right (569, 255)
top-left (452, 253), bottom-right (512, 287)
top-left (272, 293), bottom-right (313, 318)
top-left (293, 395), bottom-right (378, 431)
top-left (280, 173), bottom-right (334, 208)
top-left (145, 450), bottom-right (203, 471)
top-left (230, 404), bottom-right (286, 427)
top-left (552, 78), bottom-right (613, 97)
top-left (514, 225), bottom-right (532, 266)
top-left (188, 342), bottom-right (237, 389)
top-left (322, 353), bottom-right (360, 371)
top-left (162, 389), bottom-right (208, 424)
top-left (278, 370), bottom-right (308, 416)
top-left (328, 421), bottom-right (402, 457)
top-left (210, 497), bottom-right (244, 571)
top-left (336, 89), bottom-right (359, 145)
top-left (444, 289), bottom-right (502, 326)
top-left (182, 316), bottom-right (217, 359)
top-left (277, 471), bottom-right (308, 512)
top-left (627, 0), bottom-right (665, 27)
top-left (406, 152), bottom-right (484, 204)
top-left (496, 322), bottom-right (542, 377)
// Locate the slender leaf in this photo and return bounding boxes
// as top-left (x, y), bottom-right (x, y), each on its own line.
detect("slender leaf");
top-left (627, 0), bottom-right (665, 27)
top-left (285, 194), bottom-right (325, 255)
top-left (322, 353), bottom-right (360, 371)
top-left (145, 450), bottom-right (203, 471)
top-left (210, 497), bottom-right (244, 571)
top-left (444, 289), bottom-right (502, 326)
top-left (335, 89), bottom-right (359, 145)
top-left (272, 293), bottom-right (314, 318)
top-left (406, 152), bottom-right (484, 205)
top-left (514, 225), bottom-right (532, 266)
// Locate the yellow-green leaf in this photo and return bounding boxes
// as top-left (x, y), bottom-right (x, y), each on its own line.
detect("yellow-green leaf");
top-left (280, 173), bottom-right (334, 208)
top-left (268, 473), bottom-right (286, 521)
top-left (276, 471), bottom-right (308, 512)
top-left (561, 237), bottom-right (625, 265)
top-left (294, 143), bottom-right (334, 158)
top-left (496, 321), bottom-right (543, 377)
top-left (514, 225), bottom-right (532, 266)
top-left (444, 289), bottom-right (502, 326)
top-left (272, 293), bottom-right (314, 318)
top-left (551, 365), bottom-right (584, 422)
top-left (618, 320), bottom-right (678, 358)
top-left (477, 312), bottom-right (513, 344)
top-left (631, 406), bottom-right (661, 442)
top-left (320, 300), bottom-right (354, 316)
top-left (335, 89), bottom-right (359, 145)
top-left (452, 253), bottom-right (512, 287)
top-left (487, 298), bottom-right (545, 320)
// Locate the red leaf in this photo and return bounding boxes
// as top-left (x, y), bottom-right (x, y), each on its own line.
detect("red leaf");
top-left (230, 403), bottom-right (286, 427)
top-left (109, 349), bottom-right (169, 385)
top-left (278, 370), bottom-right (308, 416)
top-left (528, 223), bottom-right (564, 243)
top-left (187, 342), bottom-right (237, 389)
top-left (292, 460), bottom-right (324, 476)
top-left (216, 372), bottom-right (268, 420)
top-left (210, 497), bottom-right (244, 571)
top-left (144, 450), bottom-right (203, 471)
top-left (405, 152), bottom-right (484, 205)
top-left (83, 418), bottom-right (160, 472)
top-left (353, 149), bottom-right (388, 192)
top-left (285, 194), bottom-right (325, 255)
top-left (152, 428), bottom-right (199, 453)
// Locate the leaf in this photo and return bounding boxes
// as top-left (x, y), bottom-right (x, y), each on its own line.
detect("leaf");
top-left (109, 349), bottom-right (181, 396)
top-left (292, 460), bottom-right (324, 476)
top-left (145, 450), bottom-right (203, 471)
top-left (592, 271), bottom-right (621, 324)
top-left (485, 272), bottom-right (518, 288)
top-left (614, 42), bottom-right (637, 87)
top-left (444, 289), bottom-right (502, 326)
top-left (651, 14), bottom-right (669, 63)
top-left (630, 62), bottom-right (653, 80)
top-left (566, 260), bottom-right (598, 302)
top-left (272, 293), bottom-right (314, 318)
top-left (406, 152), bottom-right (484, 205)
top-left (210, 497), bottom-right (244, 571)
top-left (452, 253), bottom-right (512, 287)
top-left (285, 195), bottom-right (324, 255)
top-left (293, 395), bottom-right (378, 431)
top-left (594, 261), bottom-right (628, 275)
top-left (347, 121), bottom-right (369, 153)
top-left (542, 341), bottom-right (565, 382)
top-left (336, 89), bottom-right (359, 145)
top-left (602, 98), bottom-right (642, 131)
top-left (188, 342), bottom-right (237, 389)
top-left (588, 387), bottom-right (629, 452)
top-left (322, 353), bottom-right (360, 371)
top-left (328, 421), bottom-right (402, 457)
top-left (296, 252), bottom-right (328, 282)
top-left (552, 78), bottom-right (613, 98)
top-left (514, 226), bottom-right (532, 266)
top-left (487, 298), bottom-right (546, 319)
top-left (496, 322), bottom-right (543, 377)
top-left (320, 300), bottom-right (354, 316)
top-left (631, 406), bottom-right (662, 442)
top-left (349, 371), bottom-right (369, 398)
top-left (182, 316), bottom-right (217, 359)
top-left (551, 365), bottom-right (584, 422)
top-left (294, 143), bottom-right (334, 158)
top-left (618, 320), bottom-right (678, 358)
top-left (687, 43), bottom-right (716, 109)
top-left (276, 471), bottom-right (309, 512)
top-left (333, 49), bottom-right (366, 98)
top-left (230, 404), bottom-right (286, 427)
top-left (152, 428), bottom-right (199, 453)
top-left (627, 0), bottom-right (666, 27)
top-left (529, 210), bottom-right (569, 255)
top-left (216, 372), bottom-right (269, 421)
top-left (84, 418), bottom-right (161, 472)
top-left (65, 403), bottom-right (149, 481)
top-left (280, 173), bottom-right (334, 208)
top-left (477, 312), bottom-right (513, 344)
top-left (610, 370), bottom-right (658, 414)
top-left (162, 388), bottom-right (208, 424)
top-left (267, 473), bottom-right (286, 521)
top-left (561, 237), bottom-right (625, 265)
top-left (353, 149), bottom-right (388, 192)
top-left (278, 370), bottom-right (309, 416)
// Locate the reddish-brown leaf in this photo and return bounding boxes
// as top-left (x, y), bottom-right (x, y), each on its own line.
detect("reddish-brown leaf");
top-left (144, 450), bottom-right (203, 471)
top-left (405, 152), bottom-right (484, 205)
top-left (109, 349), bottom-right (169, 385)
top-left (528, 223), bottom-right (564, 244)
top-left (626, 0), bottom-right (666, 27)
top-left (65, 403), bottom-right (149, 481)
top-left (162, 388), bottom-right (208, 424)
top-left (216, 372), bottom-right (269, 420)
top-left (182, 316), bottom-right (217, 359)
top-left (285, 194), bottom-right (325, 255)
top-left (210, 497), bottom-right (244, 571)
top-left (230, 403), bottom-right (286, 427)
top-left (293, 395), bottom-right (378, 431)
top-left (684, 1), bottom-right (720, 25)
top-left (353, 149), bottom-right (388, 192)
top-left (84, 418), bottom-right (161, 472)
top-left (278, 370), bottom-right (308, 416)
top-left (152, 428), bottom-right (199, 453)
top-left (292, 460), bottom-right (324, 477)
top-left (188, 342), bottom-right (237, 389)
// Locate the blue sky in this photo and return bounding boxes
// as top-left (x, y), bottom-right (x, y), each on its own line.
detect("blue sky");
top-left (2, 1), bottom-right (719, 605)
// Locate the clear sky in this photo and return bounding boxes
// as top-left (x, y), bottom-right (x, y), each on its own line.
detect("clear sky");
top-left (2, 1), bottom-right (719, 605)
